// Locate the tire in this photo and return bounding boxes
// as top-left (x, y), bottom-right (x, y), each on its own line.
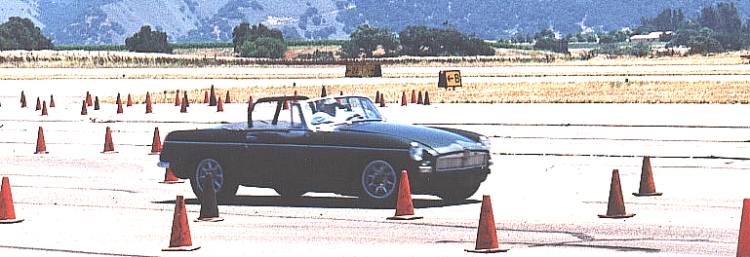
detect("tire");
top-left (190, 158), bottom-right (239, 202)
top-left (358, 160), bottom-right (398, 206)
top-left (437, 183), bottom-right (480, 203)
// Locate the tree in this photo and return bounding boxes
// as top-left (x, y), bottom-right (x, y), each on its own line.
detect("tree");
top-left (0, 17), bottom-right (53, 50)
top-left (341, 24), bottom-right (399, 58)
top-left (239, 37), bottom-right (287, 58)
top-left (398, 25), bottom-right (494, 56)
top-left (232, 23), bottom-right (283, 53)
top-left (533, 29), bottom-right (569, 54)
top-left (687, 28), bottom-right (723, 55)
top-left (125, 25), bottom-right (172, 53)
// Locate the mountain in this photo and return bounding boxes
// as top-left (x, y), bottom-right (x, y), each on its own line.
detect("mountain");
top-left (0, 0), bottom-right (747, 45)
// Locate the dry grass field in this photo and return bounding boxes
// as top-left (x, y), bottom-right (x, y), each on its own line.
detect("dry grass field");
top-left (110, 80), bottom-right (750, 105)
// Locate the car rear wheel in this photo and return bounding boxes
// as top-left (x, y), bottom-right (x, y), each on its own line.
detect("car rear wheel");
top-left (190, 158), bottom-right (238, 202)
top-left (359, 160), bottom-right (398, 205)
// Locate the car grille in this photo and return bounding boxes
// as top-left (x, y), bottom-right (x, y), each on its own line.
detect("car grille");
top-left (435, 151), bottom-right (490, 172)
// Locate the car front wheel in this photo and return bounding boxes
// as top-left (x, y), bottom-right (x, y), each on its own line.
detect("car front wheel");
top-left (190, 158), bottom-right (238, 202)
top-left (437, 183), bottom-right (481, 203)
top-left (359, 160), bottom-right (398, 205)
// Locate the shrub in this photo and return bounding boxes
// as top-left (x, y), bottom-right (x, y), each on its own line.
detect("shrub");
top-left (0, 17), bottom-right (53, 50)
top-left (239, 37), bottom-right (287, 58)
top-left (125, 25), bottom-right (172, 53)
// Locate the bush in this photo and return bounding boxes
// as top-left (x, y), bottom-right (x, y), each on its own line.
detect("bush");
top-left (232, 23), bottom-right (283, 53)
top-left (533, 29), bottom-right (569, 54)
top-left (239, 37), bottom-right (287, 58)
top-left (341, 24), bottom-right (399, 58)
top-left (399, 26), bottom-right (494, 56)
top-left (295, 49), bottom-right (335, 61)
top-left (125, 25), bottom-right (172, 53)
top-left (0, 17), bottom-right (53, 50)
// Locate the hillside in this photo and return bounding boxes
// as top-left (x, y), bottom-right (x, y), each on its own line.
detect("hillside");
top-left (0, 0), bottom-right (747, 45)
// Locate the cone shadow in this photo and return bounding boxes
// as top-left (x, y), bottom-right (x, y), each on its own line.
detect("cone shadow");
top-left (154, 195), bottom-right (479, 209)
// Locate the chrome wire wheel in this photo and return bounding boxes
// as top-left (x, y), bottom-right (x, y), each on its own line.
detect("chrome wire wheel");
top-left (195, 158), bottom-right (225, 193)
top-left (361, 160), bottom-right (397, 199)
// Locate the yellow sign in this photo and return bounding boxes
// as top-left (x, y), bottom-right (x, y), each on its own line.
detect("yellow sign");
top-left (438, 70), bottom-right (462, 88)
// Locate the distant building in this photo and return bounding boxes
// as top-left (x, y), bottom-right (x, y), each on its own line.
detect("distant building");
top-left (629, 31), bottom-right (672, 43)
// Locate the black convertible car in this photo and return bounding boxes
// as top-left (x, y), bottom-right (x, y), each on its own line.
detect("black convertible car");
top-left (158, 95), bottom-right (492, 204)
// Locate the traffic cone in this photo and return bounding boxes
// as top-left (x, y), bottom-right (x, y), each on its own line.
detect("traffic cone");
top-left (203, 91), bottom-right (209, 104)
top-left (116, 93), bottom-right (123, 114)
top-left (401, 91), bottom-right (407, 106)
top-left (417, 91), bottom-right (423, 104)
top-left (195, 174), bottom-right (223, 222)
top-left (145, 92), bottom-right (153, 114)
top-left (339, 91), bottom-right (343, 96)
top-left (86, 91), bottom-right (92, 106)
top-left (225, 91), bottom-right (231, 103)
top-left (379, 95), bottom-right (386, 107)
top-left (411, 90), bottom-right (417, 103)
top-left (20, 91), bottom-right (27, 108)
top-left (424, 91), bottom-right (431, 105)
top-left (35, 97), bottom-right (41, 111)
top-left (126, 94), bottom-right (133, 107)
top-left (293, 90), bottom-right (299, 103)
top-left (80, 100), bottom-right (88, 115)
top-left (41, 101), bottom-right (48, 116)
top-left (159, 168), bottom-right (184, 184)
top-left (35, 126), bottom-right (48, 154)
top-left (183, 91), bottom-right (190, 107)
top-left (94, 96), bottom-right (100, 110)
top-left (49, 95), bottom-right (55, 107)
top-left (216, 97), bottom-right (224, 112)
top-left (321, 85), bottom-right (327, 97)
top-left (737, 199), bottom-right (750, 257)
top-left (598, 169), bottom-right (635, 219)
top-left (0, 177), bottom-right (24, 224)
top-left (162, 195), bottom-right (200, 251)
top-left (180, 97), bottom-right (188, 113)
top-left (174, 90), bottom-right (181, 106)
top-left (102, 126), bottom-right (115, 153)
top-left (387, 170), bottom-right (422, 220)
top-left (466, 195), bottom-right (508, 253)
top-left (282, 99), bottom-right (289, 110)
top-left (149, 127), bottom-right (161, 155)
top-left (633, 156), bottom-right (662, 197)
top-left (209, 85), bottom-right (217, 106)
top-left (375, 91), bottom-right (380, 104)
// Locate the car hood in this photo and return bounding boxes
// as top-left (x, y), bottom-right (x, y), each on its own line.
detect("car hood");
top-left (340, 122), bottom-right (485, 154)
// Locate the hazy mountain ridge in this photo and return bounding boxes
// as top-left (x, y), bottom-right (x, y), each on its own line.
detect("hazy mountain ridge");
top-left (1, 0), bottom-right (747, 45)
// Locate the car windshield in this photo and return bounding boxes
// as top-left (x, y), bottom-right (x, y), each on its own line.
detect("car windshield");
top-left (308, 96), bottom-right (382, 125)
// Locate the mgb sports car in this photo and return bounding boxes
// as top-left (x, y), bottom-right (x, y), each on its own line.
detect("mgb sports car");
top-left (158, 95), bottom-right (492, 204)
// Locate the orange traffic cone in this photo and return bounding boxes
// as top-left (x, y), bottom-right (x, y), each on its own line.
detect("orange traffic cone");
top-left (149, 127), bottom-right (162, 155)
top-left (293, 90), bottom-right (299, 103)
top-left (339, 91), bottom-right (344, 96)
top-left (401, 91), bottom-right (407, 106)
top-left (20, 90), bottom-right (27, 108)
top-left (35, 97), bottom-right (41, 111)
top-left (40, 101), bottom-right (48, 116)
top-left (417, 91), bottom-right (423, 104)
top-left (183, 91), bottom-right (190, 107)
top-left (737, 199), bottom-right (750, 257)
top-left (86, 91), bottom-right (93, 106)
top-left (49, 95), bottom-right (55, 107)
top-left (387, 170), bottom-right (422, 220)
top-left (145, 92), bottom-right (153, 114)
top-left (116, 93), bottom-right (123, 114)
top-left (224, 91), bottom-right (231, 103)
top-left (126, 94), bottom-right (133, 107)
top-left (81, 100), bottom-right (88, 115)
top-left (209, 85), bottom-right (217, 106)
top-left (283, 99), bottom-right (289, 110)
top-left (174, 90), bottom-right (181, 107)
top-left (424, 91), bottom-right (431, 105)
top-left (203, 91), bottom-right (209, 104)
top-left (633, 156), bottom-right (662, 197)
top-left (195, 173), bottom-right (223, 222)
top-left (159, 168), bottom-right (184, 184)
top-left (466, 195), bottom-right (508, 253)
top-left (102, 126), bottom-right (115, 153)
top-left (247, 96), bottom-right (254, 112)
top-left (94, 96), bottom-right (100, 110)
top-left (180, 97), bottom-right (188, 113)
top-left (379, 95), bottom-right (386, 107)
top-left (0, 177), bottom-right (23, 224)
top-left (216, 97), bottom-right (224, 112)
top-left (321, 85), bottom-right (327, 97)
top-left (411, 90), bottom-right (417, 103)
top-left (598, 169), bottom-right (635, 219)
top-left (35, 126), bottom-right (48, 154)
top-left (163, 195), bottom-right (200, 251)
top-left (374, 91), bottom-right (380, 104)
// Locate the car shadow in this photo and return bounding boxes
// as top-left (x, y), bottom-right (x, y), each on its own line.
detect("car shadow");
top-left (153, 195), bottom-right (480, 209)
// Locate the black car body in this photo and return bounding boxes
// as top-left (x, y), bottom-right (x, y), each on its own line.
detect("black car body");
top-left (158, 95), bottom-right (492, 203)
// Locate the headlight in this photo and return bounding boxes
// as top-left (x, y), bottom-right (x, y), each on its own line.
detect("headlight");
top-left (409, 142), bottom-right (424, 161)
top-left (479, 136), bottom-right (491, 149)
